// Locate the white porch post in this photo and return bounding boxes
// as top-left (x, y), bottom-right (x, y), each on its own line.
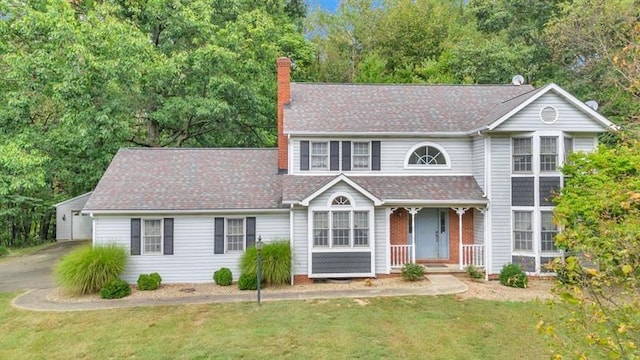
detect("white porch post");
top-left (453, 207), bottom-right (469, 270)
top-left (408, 208), bottom-right (420, 264)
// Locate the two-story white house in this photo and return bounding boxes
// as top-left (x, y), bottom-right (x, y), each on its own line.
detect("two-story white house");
top-left (84, 57), bottom-right (616, 283)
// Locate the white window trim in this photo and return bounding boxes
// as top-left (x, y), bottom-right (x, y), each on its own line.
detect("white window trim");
top-left (327, 192), bottom-right (356, 207)
top-left (511, 209), bottom-right (534, 254)
top-left (404, 142), bottom-right (451, 169)
top-left (351, 141), bottom-right (371, 171)
top-left (142, 218), bottom-right (163, 255)
top-left (511, 136), bottom-right (533, 174)
top-left (310, 141), bottom-right (329, 171)
top-left (539, 105), bottom-right (559, 124)
top-left (539, 136), bottom-right (559, 173)
top-left (225, 217), bottom-right (246, 253)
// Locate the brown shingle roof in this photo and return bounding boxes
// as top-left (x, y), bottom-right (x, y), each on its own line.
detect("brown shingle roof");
top-left (284, 83), bottom-right (536, 134)
top-left (84, 148), bottom-right (285, 211)
top-left (282, 175), bottom-right (485, 204)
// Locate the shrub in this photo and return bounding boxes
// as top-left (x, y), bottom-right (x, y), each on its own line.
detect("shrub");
top-left (241, 240), bottom-right (291, 286)
top-left (55, 244), bottom-right (127, 295)
top-left (401, 263), bottom-right (425, 281)
top-left (238, 272), bottom-right (258, 290)
top-left (100, 279), bottom-right (131, 299)
top-left (466, 265), bottom-right (484, 279)
top-left (0, 245), bottom-right (8, 257)
top-left (499, 263), bottom-right (528, 288)
top-left (214, 268), bottom-right (233, 286)
top-left (137, 273), bottom-right (161, 291)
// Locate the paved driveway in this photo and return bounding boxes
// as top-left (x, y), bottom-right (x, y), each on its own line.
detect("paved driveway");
top-left (0, 241), bottom-right (88, 292)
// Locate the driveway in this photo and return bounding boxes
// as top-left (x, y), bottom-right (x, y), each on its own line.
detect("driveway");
top-left (0, 241), bottom-right (88, 292)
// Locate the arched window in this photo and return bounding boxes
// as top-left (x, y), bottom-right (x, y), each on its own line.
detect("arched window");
top-left (331, 195), bottom-right (351, 206)
top-left (405, 143), bottom-right (449, 167)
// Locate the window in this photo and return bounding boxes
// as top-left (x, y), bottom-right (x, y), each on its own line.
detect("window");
top-left (563, 137), bottom-right (573, 164)
top-left (353, 211), bottom-right (369, 246)
top-left (540, 212), bottom-right (558, 252)
top-left (311, 142), bottom-right (328, 170)
top-left (513, 138), bottom-right (532, 172)
top-left (540, 137), bottom-right (558, 171)
top-left (143, 219), bottom-right (162, 254)
top-left (226, 218), bottom-right (244, 252)
top-left (332, 211), bottom-right (350, 246)
top-left (513, 211), bottom-right (533, 251)
top-left (352, 142), bottom-right (370, 170)
top-left (331, 196), bottom-right (351, 206)
top-left (408, 145), bottom-right (446, 166)
top-left (540, 106), bottom-right (558, 123)
top-left (313, 212), bottom-right (329, 247)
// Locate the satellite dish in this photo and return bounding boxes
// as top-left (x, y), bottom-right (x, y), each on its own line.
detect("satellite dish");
top-left (585, 100), bottom-right (599, 111)
top-left (511, 75), bottom-right (525, 86)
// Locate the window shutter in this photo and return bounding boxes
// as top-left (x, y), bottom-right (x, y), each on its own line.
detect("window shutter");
top-left (130, 218), bottom-right (141, 255)
top-left (214, 217), bottom-right (224, 254)
top-left (372, 141), bottom-right (381, 170)
top-left (163, 218), bottom-right (174, 255)
top-left (300, 141), bottom-right (309, 170)
top-left (330, 141), bottom-right (339, 170)
top-left (246, 217), bottom-right (256, 249)
top-left (342, 141), bottom-right (351, 171)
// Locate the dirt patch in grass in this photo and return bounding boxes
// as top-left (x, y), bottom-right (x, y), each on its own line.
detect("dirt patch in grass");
top-left (456, 276), bottom-right (556, 302)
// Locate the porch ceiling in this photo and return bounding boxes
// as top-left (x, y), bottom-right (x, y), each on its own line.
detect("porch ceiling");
top-left (282, 175), bottom-right (486, 205)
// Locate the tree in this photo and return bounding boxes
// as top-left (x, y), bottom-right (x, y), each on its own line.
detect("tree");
top-left (539, 135), bottom-right (640, 359)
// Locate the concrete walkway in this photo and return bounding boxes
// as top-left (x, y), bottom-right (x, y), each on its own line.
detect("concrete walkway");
top-left (11, 275), bottom-right (468, 312)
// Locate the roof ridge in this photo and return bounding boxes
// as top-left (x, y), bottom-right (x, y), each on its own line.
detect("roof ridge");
top-left (121, 147), bottom-right (277, 151)
top-left (292, 82), bottom-right (535, 88)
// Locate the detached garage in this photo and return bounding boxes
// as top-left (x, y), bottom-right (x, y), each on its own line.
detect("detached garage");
top-left (54, 192), bottom-right (93, 241)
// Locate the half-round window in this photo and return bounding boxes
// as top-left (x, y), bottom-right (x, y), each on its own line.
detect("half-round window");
top-left (331, 196), bottom-right (351, 206)
top-left (407, 145), bottom-right (448, 166)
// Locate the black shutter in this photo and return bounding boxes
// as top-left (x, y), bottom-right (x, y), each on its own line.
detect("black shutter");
top-left (130, 218), bottom-right (141, 255)
top-left (163, 218), bottom-right (174, 255)
top-left (246, 217), bottom-right (256, 249)
top-left (342, 141), bottom-right (351, 171)
top-left (330, 141), bottom-right (339, 170)
top-left (214, 217), bottom-right (225, 254)
top-left (300, 141), bottom-right (309, 170)
top-left (372, 141), bottom-right (381, 170)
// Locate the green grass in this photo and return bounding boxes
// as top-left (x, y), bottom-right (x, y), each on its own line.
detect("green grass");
top-left (0, 292), bottom-right (556, 359)
top-left (0, 242), bottom-right (57, 262)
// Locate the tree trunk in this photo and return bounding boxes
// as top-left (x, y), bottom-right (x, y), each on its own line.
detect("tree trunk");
top-left (147, 119), bottom-right (160, 146)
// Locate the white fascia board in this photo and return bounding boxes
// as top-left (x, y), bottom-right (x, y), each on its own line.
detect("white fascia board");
top-left (484, 83), bottom-right (618, 132)
top-left (54, 192), bottom-right (93, 207)
top-left (83, 208), bottom-right (290, 215)
top-left (285, 131), bottom-right (468, 138)
top-left (300, 174), bottom-right (384, 206)
top-left (384, 199), bottom-right (488, 206)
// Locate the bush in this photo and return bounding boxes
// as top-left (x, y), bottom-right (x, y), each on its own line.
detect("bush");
top-left (55, 244), bottom-right (127, 295)
top-left (0, 245), bottom-right (8, 257)
top-left (401, 263), bottom-right (425, 281)
top-left (241, 240), bottom-right (291, 286)
top-left (214, 268), bottom-right (233, 286)
top-left (100, 279), bottom-right (131, 299)
top-left (137, 273), bottom-right (162, 291)
top-left (499, 263), bottom-right (528, 288)
top-left (238, 272), bottom-right (258, 290)
top-left (466, 265), bottom-right (484, 279)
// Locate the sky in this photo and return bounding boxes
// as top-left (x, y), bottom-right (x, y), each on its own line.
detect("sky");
top-left (307, 0), bottom-right (340, 13)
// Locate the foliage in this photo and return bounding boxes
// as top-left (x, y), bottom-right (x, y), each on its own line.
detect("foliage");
top-left (466, 265), bottom-right (484, 279)
top-left (241, 240), bottom-right (291, 286)
top-left (538, 136), bottom-right (640, 359)
top-left (237, 272), bottom-right (258, 291)
top-left (401, 263), bottom-right (425, 281)
top-left (0, 245), bottom-right (8, 257)
top-left (137, 273), bottom-right (162, 291)
top-left (499, 264), bottom-right (528, 288)
top-left (213, 268), bottom-right (233, 286)
top-left (55, 244), bottom-right (127, 295)
top-left (99, 278), bottom-right (131, 299)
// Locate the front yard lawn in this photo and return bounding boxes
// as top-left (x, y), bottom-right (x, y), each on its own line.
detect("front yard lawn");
top-left (0, 292), bottom-right (554, 359)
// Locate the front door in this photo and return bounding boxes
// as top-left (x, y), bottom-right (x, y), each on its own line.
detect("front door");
top-left (415, 209), bottom-right (449, 260)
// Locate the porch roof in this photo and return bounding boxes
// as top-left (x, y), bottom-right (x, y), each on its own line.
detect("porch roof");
top-left (282, 175), bottom-right (486, 205)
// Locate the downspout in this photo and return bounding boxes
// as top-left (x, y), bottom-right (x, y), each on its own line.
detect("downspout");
top-left (289, 204), bottom-right (294, 286)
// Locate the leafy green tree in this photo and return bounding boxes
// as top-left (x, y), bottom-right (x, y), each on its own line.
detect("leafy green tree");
top-left (539, 135), bottom-right (640, 359)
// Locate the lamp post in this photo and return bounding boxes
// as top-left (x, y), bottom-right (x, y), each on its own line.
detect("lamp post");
top-left (256, 235), bottom-right (263, 306)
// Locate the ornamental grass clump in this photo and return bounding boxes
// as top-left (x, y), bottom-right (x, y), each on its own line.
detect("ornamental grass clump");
top-left (499, 263), bottom-right (528, 288)
top-left (241, 240), bottom-right (291, 286)
top-left (55, 244), bottom-right (127, 295)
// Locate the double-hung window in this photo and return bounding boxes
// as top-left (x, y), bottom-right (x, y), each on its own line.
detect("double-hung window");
top-left (311, 142), bottom-right (328, 170)
top-left (313, 212), bottom-right (329, 247)
top-left (540, 212), bottom-right (558, 252)
top-left (332, 211), bottom-right (350, 246)
top-left (353, 211), bottom-right (369, 246)
top-left (143, 219), bottom-right (162, 254)
top-left (352, 142), bottom-right (370, 170)
top-left (226, 218), bottom-right (245, 252)
top-left (563, 136), bottom-right (573, 165)
top-left (513, 138), bottom-right (532, 172)
top-left (540, 137), bottom-right (558, 171)
top-left (513, 211), bottom-right (533, 251)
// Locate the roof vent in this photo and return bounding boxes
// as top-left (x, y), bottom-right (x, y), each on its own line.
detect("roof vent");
top-left (585, 100), bottom-right (599, 111)
top-left (511, 75), bottom-right (525, 86)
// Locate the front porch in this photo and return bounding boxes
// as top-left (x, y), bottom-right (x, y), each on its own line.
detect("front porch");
top-left (388, 207), bottom-right (486, 271)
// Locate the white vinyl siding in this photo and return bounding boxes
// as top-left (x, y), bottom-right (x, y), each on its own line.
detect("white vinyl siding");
top-left (472, 137), bottom-right (485, 190)
top-left (374, 208), bottom-right (387, 274)
top-left (55, 192), bottom-right (93, 241)
top-left (490, 136), bottom-right (513, 274)
top-left (292, 208), bottom-right (309, 276)
top-left (573, 135), bottom-right (599, 152)
top-left (93, 213), bottom-right (289, 283)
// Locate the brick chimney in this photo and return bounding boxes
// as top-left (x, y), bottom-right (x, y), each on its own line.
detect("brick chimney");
top-left (277, 57), bottom-right (291, 172)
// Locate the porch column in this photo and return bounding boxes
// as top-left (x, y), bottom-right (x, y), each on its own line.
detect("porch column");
top-left (475, 207), bottom-right (488, 280)
top-left (408, 208), bottom-right (420, 264)
top-left (453, 207), bottom-right (469, 270)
